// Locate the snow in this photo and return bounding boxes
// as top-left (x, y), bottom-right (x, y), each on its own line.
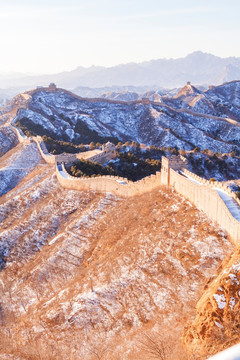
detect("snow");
top-left (0, 126), bottom-right (17, 155)
top-left (48, 234), bottom-right (63, 246)
top-left (229, 273), bottom-right (239, 285)
top-left (213, 293), bottom-right (226, 309)
top-left (213, 188), bottom-right (240, 222)
top-left (16, 89), bottom-right (240, 151)
top-left (181, 172), bottom-right (240, 223)
top-left (0, 143), bottom-right (42, 196)
top-left (116, 179), bottom-right (127, 185)
top-left (207, 342), bottom-right (240, 360)
top-left (232, 262), bottom-right (240, 272)
top-left (215, 321), bottom-right (224, 328)
top-left (59, 170), bottom-right (68, 178)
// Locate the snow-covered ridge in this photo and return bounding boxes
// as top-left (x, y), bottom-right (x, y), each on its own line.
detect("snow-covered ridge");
top-left (15, 82), bottom-right (240, 152)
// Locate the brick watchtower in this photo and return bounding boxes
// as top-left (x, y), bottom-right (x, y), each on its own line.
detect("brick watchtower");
top-left (48, 83), bottom-right (57, 91)
top-left (161, 155), bottom-right (188, 185)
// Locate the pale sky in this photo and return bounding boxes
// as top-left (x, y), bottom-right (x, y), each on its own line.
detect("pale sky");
top-left (0, 0), bottom-right (240, 74)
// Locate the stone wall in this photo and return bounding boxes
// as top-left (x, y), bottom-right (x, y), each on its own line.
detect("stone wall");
top-left (32, 137), bottom-right (56, 164)
top-left (169, 168), bottom-right (240, 245)
top-left (10, 109), bottom-right (31, 144)
top-left (161, 155), bottom-right (188, 185)
top-left (28, 87), bottom-right (143, 106)
top-left (182, 169), bottom-right (240, 207)
top-left (56, 163), bottom-right (162, 198)
top-left (55, 153), bottom-right (77, 164)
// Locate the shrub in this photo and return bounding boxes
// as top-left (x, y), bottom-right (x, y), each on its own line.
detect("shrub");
top-left (193, 147), bottom-right (200, 153)
top-left (236, 191), bottom-right (240, 199)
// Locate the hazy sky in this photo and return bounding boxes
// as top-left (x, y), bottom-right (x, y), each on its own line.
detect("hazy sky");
top-left (0, 0), bottom-right (240, 74)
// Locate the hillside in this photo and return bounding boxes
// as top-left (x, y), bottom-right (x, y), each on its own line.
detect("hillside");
top-left (183, 246), bottom-right (240, 358)
top-left (0, 163), bottom-right (233, 359)
top-left (13, 81), bottom-right (240, 154)
top-left (1, 83), bottom-right (240, 359)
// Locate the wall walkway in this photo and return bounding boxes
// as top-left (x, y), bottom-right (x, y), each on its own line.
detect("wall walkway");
top-left (170, 168), bottom-right (240, 244)
top-left (56, 162), bottom-right (162, 198)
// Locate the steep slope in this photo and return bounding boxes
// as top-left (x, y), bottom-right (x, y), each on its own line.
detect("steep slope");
top-left (206, 81), bottom-right (240, 120)
top-left (0, 92), bottom-right (41, 196)
top-left (100, 90), bottom-right (140, 101)
top-left (183, 247), bottom-right (240, 358)
top-left (0, 165), bottom-right (233, 359)
top-left (0, 142), bottom-right (42, 196)
top-left (16, 86), bottom-right (240, 153)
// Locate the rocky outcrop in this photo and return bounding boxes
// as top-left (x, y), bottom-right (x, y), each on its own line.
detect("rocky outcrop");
top-left (182, 247), bottom-right (240, 358)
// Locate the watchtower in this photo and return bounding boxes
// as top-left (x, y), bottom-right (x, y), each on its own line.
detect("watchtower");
top-left (142, 97), bottom-right (150, 105)
top-left (48, 83), bottom-right (57, 91)
top-left (102, 141), bottom-right (116, 155)
top-left (161, 155), bottom-right (188, 185)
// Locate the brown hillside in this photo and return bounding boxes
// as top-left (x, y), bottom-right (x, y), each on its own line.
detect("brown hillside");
top-left (182, 246), bottom-right (240, 358)
top-left (0, 164), bottom-right (233, 359)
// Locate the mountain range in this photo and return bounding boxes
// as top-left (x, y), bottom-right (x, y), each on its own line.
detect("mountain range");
top-left (1, 77), bottom-right (240, 358)
top-left (0, 52), bottom-right (240, 99)
top-left (11, 80), bottom-right (240, 155)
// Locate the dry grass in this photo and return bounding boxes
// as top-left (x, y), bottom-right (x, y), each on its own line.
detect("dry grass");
top-left (0, 172), bottom-right (233, 359)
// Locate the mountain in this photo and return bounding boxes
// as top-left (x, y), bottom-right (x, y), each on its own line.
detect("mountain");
top-left (12, 81), bottom-right (240, 154)
top-left (0, 164), bottom-right (232, 359)
top-left (1, 52), bottom-right (240, 92)
top-left (1, 82), bottom-right (240, 358)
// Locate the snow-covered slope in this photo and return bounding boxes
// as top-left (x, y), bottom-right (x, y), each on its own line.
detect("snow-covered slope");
top-left (0, 171), bottom-right (232, 359)
top-left (0, 142), bottom-right (42, 196)
top-left (17, 82), bottom-right (240, 153)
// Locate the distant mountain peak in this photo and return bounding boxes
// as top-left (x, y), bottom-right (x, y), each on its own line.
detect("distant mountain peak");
top-left (174, 82), bottom-right (201, 99)
top-left (1, 52), bottom-right (240, 92)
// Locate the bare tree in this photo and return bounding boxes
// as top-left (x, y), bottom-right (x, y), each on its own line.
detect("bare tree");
top-left (139, 333), bottom-right (169, 360)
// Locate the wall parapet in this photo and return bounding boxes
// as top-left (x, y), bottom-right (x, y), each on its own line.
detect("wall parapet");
top-left (10, 109), bottom-right (31, 144)
top-left (56, 163), bottom-right (162, 198)
top-left (182, 169), bottom-right (240, 207)
top-left (170, 168), bottom-right (240, 245)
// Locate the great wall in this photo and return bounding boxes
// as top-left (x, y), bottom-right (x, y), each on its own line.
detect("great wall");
top-left (4, 84), bottom-right (240, 246)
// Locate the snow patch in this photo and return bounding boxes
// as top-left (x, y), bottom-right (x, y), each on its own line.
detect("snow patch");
top-left (213, 293), bottom-right (226, 309)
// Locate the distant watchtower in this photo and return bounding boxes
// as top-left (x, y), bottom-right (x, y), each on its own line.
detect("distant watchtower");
top-left (142, 97), bottom-right (150, 105)
top-left (102, 141), bottom-right (116, 156)
top-left (48, 83), bottom-right (57, 91)
top-left (161, 155), bottom-right (188, 185)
